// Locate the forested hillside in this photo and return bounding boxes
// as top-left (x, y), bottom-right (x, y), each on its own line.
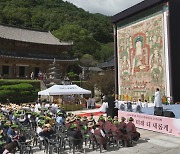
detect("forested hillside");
top-left (0, 0), bottom-right (114, 62)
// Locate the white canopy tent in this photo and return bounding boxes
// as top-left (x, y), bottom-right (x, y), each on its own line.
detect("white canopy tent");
top-left (38, 84), bottom-right (91, 96)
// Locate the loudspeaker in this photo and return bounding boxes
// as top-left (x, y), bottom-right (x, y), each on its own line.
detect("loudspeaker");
top-left (106, 108), bottom-right (118, 118)
top-left (154, 110), bottom-right (163, 116)
top-left (163, 111), bottom-right (175, 118)
top-left (154, 107), bottom-right (163, 116)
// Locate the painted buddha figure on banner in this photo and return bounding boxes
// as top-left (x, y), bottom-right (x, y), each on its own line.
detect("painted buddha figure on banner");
top-left (130, 35), bottom-right (150, 75)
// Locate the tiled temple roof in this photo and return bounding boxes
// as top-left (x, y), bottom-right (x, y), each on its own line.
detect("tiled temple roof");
top-left (97, 57), bottom-right (114, 69)
top-left (0, 25), bottom-right (73, 45)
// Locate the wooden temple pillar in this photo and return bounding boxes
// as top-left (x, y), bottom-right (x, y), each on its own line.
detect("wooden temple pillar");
top-left (12, 64), bottom-right (16, 78)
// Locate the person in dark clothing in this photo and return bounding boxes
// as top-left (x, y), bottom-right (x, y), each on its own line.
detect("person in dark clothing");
top-left (0, 144), bottom-right (4, 154)
top-left (61, 107), bottom-right (67, 118)
top-left (3, 141), bottom-right (17, 154)
top-left (74, 116), bottom-right (83, 130)
top-left (29, 114), bottom-right (36, 130)
top-left (7, 124), bottom-right (19, 142)
top-left (88, 113), bottom-right (96, 125)
top-left (119, 117), bottom-right (127, 134)
top-left (39, 124), bottom-right (55, 139)
top-left (67, 124), bottom-right (83, 152)
top-left (0, 120), bottom-right (6, 130)
top-left (1, 122), bottom-right (11, 143)
top-left (94, 123), bottom-right (107, 150)
top-left (0, 129), bottom-right (6, 152)
top-left (126, 117), bottom-right (140, 141)
top-left (0, 129), bottom-right (6, 142)
top-left (8, 112), bottom-right (13, 122)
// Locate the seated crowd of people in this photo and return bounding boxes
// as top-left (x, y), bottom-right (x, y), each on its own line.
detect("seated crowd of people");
top-left (0, 102), bottom-right (140, 153)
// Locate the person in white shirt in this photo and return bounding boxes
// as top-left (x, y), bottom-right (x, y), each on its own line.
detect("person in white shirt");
top-left (87, 98), bottom-right (91, 109)
top-left (54, 103), bottom-right (58, 109)
top-left (18, 114), bottom-right (26, 123)
top-left (45, 103), bottom-right (50, 109)
top-left (91, 97), bottom-right (96, 109)
top-left (36, 122), bottom-right (44, 141)
top-left (51, 103), bottom-right (55, 109)
top-left (35, 102), bottom-right (41, 111)
top-left (30, 72), bottom-right (34, 80)
top-left (154, 88), bottom-right (163, 115)
top-left (114, 98), bottom-right (118, 108)
top-left (144, 100), bottom-right (148, 108)
top-left (36, 125), bottom-right (43, 135)
top-left (137, 99), bottom-right (142, 108)
top-left (154, 88), bottom-right (162, 107)
top-left (102, 95), bottom-right (106, 102)
top-left (51, 103), bottom-right (57, 114)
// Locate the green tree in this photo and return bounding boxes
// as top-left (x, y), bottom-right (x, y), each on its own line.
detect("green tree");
top-left (80, 54), bottom-right (98, 67)
top-left (95, 42), bottom-right (114, 61)
top-left (67, 71), bottom-right (78, 81)
top-left (53, 24), bottom-right (101, 58)
top-left (84, 70), bottom-right (115, 96)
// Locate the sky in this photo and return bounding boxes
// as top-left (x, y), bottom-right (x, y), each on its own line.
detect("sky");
top-left (63, 0), bottom-right (144, 16)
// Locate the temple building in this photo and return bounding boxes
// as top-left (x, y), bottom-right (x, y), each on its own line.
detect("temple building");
top-left (0, 24), bottom-right (78, 79)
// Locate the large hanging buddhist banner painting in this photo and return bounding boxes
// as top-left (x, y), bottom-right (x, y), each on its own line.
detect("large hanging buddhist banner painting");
top-left (117, 13), bottom-right (166, 100)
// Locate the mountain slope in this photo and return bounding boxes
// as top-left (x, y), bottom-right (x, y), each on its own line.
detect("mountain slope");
top-left (0, 0), bottom-right (113, 61)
